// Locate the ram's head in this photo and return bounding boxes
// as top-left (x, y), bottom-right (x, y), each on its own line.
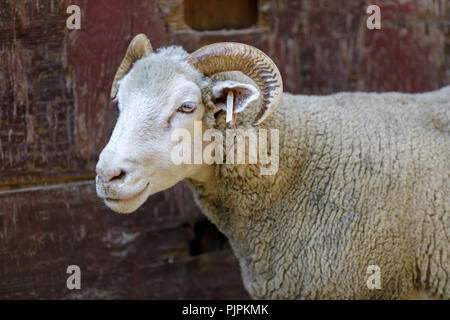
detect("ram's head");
top-left (96, 34), bottom-right (282, 213)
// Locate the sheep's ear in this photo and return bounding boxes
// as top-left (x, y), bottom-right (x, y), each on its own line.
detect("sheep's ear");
top-left (211, 80), bottom-right (259, 115)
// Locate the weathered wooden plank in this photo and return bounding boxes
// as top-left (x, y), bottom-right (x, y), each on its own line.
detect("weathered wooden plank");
top-left (184, 0), bottom-right (258, 31)
top-left (0, 181), bottom-right (249, 299)
top-left (134, 250), bottom-right (250, 300)
top-left (0, 0), bottom-right (169, 188)
top-left (358, 0), bottom-right (449, 92)
top-left (264, 0), bottom-right (449, 94)
top-left (1, 247), bottom-right (248, 299)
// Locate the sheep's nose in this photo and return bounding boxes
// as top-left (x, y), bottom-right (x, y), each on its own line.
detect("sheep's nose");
top-left (96, 165), bottom-right (126, 183)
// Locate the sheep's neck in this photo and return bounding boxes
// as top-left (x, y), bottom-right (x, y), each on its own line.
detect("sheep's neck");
top-left (188, 163), bottom-right (214, 183)
top-left (185, 161), bottom-right (292, 259)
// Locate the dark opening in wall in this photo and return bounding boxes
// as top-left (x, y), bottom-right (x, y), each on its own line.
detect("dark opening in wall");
top-left (189, 220), bottom-right (230, 256)
top-left (184, 0), bottom-right (258, 31)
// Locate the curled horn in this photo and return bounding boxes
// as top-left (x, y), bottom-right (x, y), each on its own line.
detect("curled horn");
top-left (110, 34), bottom-right (153, 100)
top-left (185, 42), bottom-right (283, 126)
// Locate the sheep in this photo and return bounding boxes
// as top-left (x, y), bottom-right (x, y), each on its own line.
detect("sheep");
top-left (96, 34), bottom-right (450, 299)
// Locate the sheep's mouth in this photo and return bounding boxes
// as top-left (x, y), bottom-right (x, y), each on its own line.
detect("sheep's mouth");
top-left (104, 182), bottom-right (150, 203)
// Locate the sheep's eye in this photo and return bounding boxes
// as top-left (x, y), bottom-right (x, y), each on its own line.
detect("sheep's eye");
top-left (178, 102), bottom-right (197, 113)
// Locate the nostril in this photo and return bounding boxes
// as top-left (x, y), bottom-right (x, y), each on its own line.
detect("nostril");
top-left (108, 168), bottom-right (126, 182)
top-left (98, 167), bottom-right (126, 183)
top-left (114, 169), bottom-right (126, 181)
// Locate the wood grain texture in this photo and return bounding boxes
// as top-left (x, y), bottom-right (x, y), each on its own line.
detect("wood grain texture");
top-left (0, 0), bottom-right (169, 188)
top-left (0, 181), bottom-right (249, 299)
top-left (0, 0), bottom-right (83, 189)
top-left (263, 0), bottom-right (449, 94)
top-left (184, 0), bottom-right (257, 31)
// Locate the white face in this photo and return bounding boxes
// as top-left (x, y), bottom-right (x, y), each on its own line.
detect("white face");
top-left (96, 74), bottom-right (207, 213)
